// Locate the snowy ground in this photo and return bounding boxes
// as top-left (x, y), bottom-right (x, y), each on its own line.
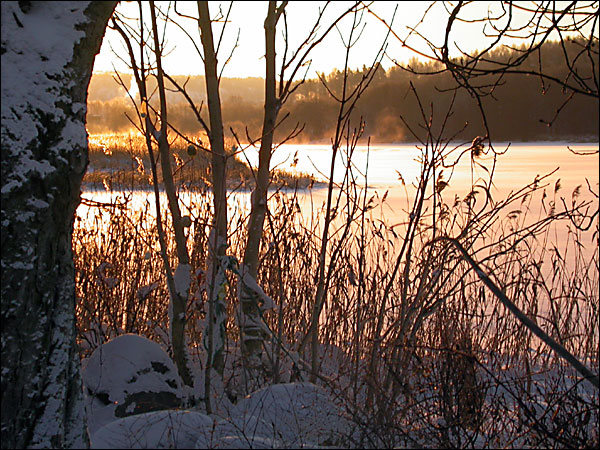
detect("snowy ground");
top-left (83, 334), bottom-right (353, 449)
top-left (81, 333), bottom-right (599, 449)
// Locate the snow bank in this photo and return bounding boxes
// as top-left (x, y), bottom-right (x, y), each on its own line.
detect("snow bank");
top-left (91, 410), bottom-right (213, 449)
top-left (229, 382), bottom-right (351, 448)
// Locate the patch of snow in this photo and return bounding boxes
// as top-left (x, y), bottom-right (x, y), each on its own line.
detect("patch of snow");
top-left (10, 261), bottom-right (33, 270)
top-left (174, 263), bottom-right (191, 298)
top-left (137, 282), bottom-right (159, 301)
top-left (194, 367), bottom-right (235, 419)
top-left (231, 382), bottom-right (351, 448)
top-left (238, 263), bottom-right (276, 312)
top-left (15, 212), bottom-right (35, 222)
top-left (187, 382), bottom-right (350, 448)
top-left (198, 434), bottom-right (281, 449)
top-left (1, 180), bottom-right (22, 195)
top-left (193, 408), bottom-right (278, 448)
top-left (91, 410), bottom-right (213, 449)
top-left (27, 198), bottom-right (49, 209)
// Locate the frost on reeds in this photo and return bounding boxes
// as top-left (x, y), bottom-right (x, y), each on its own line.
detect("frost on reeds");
top-left (74, 140), bottom-right (599, 448)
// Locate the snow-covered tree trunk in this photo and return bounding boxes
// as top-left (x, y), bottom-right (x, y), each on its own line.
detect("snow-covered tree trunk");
top-left (197, 2), bottom-right (229, 408)
top-left (1, 2), bottom-right (115, 448)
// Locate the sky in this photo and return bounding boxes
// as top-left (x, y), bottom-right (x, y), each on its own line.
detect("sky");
top-left (93, 1), bottom-right (558, 80)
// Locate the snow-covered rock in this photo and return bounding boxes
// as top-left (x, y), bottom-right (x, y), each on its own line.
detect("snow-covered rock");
top-left (82, 334), bottom-right (184, 435)
top-left (91, 409), bottom-right (213, 449)
top-left (229, 382), bottom-right (350, 448)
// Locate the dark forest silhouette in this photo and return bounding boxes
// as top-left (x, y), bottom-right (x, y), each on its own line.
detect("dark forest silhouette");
top-left (88, 38), bottom-right (598, 143)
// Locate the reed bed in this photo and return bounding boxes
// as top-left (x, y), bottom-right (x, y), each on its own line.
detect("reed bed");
top-left (85, 132), bottom-right (317, 191)
top-left (74, 139), bottom-right (599, 448)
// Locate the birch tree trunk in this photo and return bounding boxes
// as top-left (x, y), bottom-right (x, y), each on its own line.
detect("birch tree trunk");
top-left (1, 2), bottom-right (115, 448)
top-left (238, 1), bottom-right (280, 384)
top-left (197, 2), bottom-right (228, 410)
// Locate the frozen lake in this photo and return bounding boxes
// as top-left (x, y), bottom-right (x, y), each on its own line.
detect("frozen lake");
top-left (80, 141), bottom-right (599, 261)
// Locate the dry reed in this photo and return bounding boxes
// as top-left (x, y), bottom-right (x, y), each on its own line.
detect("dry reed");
top-left (74, 133), bottom-right (599, 449)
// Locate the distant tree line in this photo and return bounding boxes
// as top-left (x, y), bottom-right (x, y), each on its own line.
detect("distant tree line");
top-left (88, 38), bottom-right (598, 143)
